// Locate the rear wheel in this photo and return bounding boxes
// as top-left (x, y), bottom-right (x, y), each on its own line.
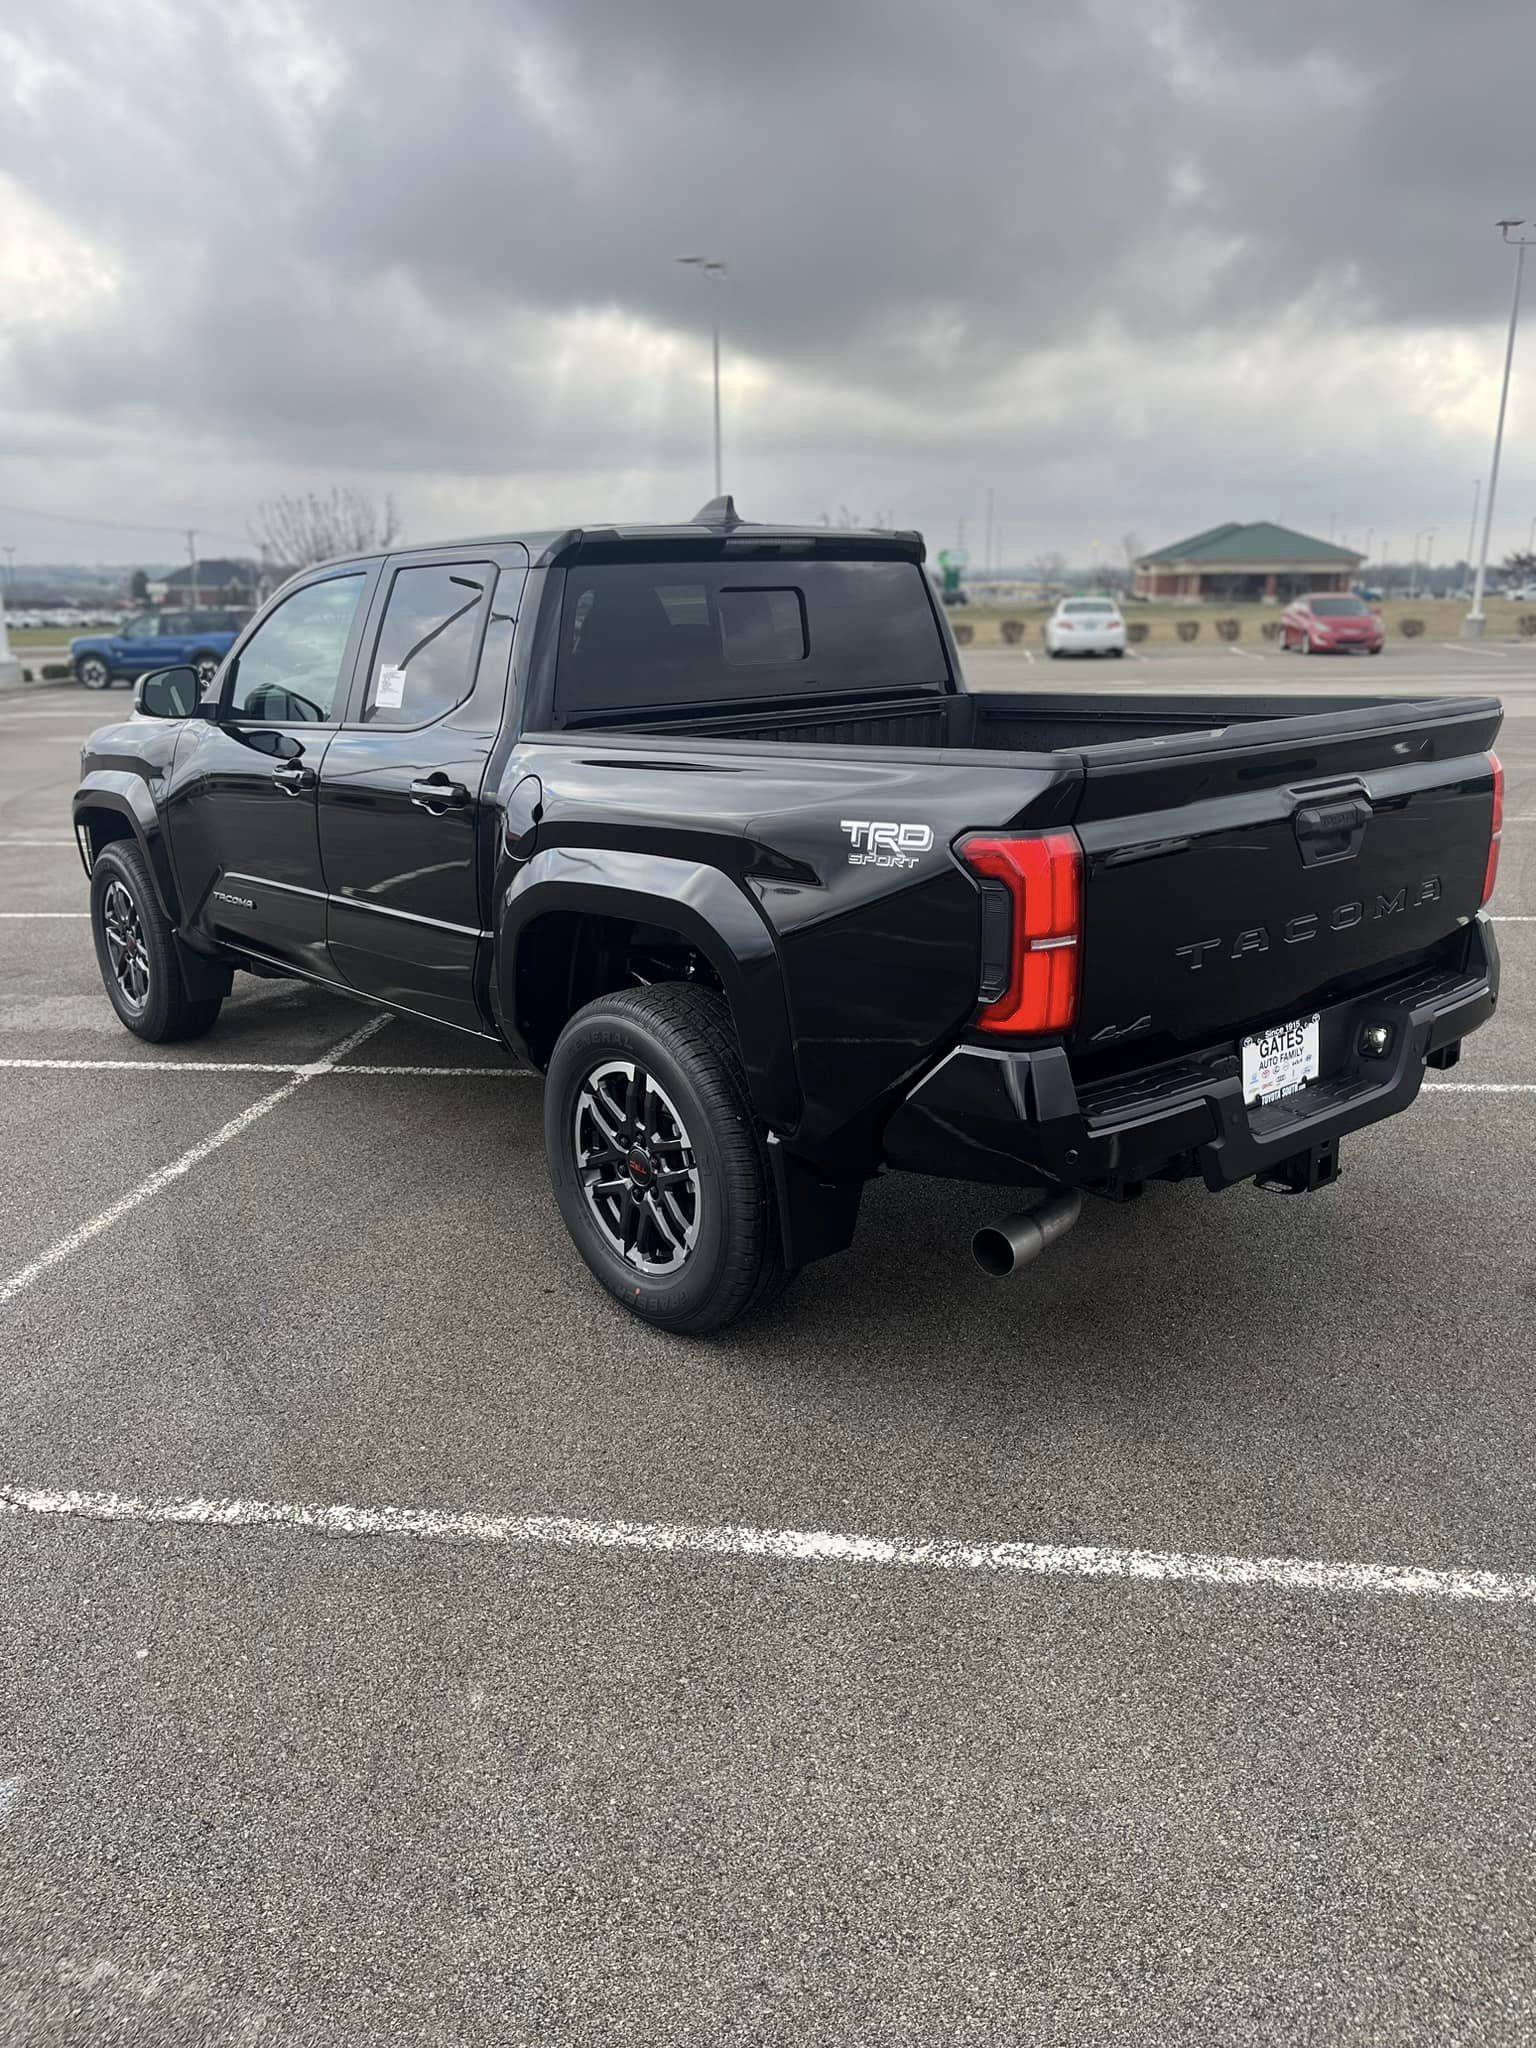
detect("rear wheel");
top-left (89, 840), bottom-right (223, 1043)
top-left (76, 655), bottom-right (112, 690)
top-left (544, 982), bottom-right (786, 1335)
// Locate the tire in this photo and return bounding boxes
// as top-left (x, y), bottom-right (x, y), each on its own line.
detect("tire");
top-left (76, 655), bottom-right (112, 690)
top-left (545, 982), bottom-right (786, 1335)
top-left (89, 840), bottom-right (223, 1043)
top-left (1110, 646), bottom-right (1125, 657)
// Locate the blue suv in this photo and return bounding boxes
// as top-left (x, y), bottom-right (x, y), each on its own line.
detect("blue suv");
top-left (71, 610), bottom-right (246, 692)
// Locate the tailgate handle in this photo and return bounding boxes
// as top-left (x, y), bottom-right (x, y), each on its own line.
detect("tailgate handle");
top-left (1294, 796), bottom-right (1371, 866)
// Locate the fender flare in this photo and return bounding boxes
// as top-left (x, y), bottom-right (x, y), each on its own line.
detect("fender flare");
top-left (72, 774), bottom-right (181, 924)
top-left (495, 845), bottom-right (802, 1133)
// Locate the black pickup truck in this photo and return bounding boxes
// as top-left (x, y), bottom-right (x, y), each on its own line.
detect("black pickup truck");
top-left (74, 501), bottom-right (1503, 1332)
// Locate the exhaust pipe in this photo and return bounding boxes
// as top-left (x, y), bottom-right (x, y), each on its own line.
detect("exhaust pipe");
top-left (972, 1189), bottom-right (1083, 1278)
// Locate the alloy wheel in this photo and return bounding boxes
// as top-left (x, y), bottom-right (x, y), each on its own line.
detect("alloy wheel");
top-left (101, 878), bottom-right (151, 1011)
top-left (573, 1058), bottom-right (701, 1274)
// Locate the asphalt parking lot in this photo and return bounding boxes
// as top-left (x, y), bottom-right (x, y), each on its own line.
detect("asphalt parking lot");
top-left (2, 650), bottom-right (1534, 2045)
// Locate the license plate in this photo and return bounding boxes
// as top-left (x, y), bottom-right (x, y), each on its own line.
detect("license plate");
top-left (1242, 1013), bottom-right (1319, 1106)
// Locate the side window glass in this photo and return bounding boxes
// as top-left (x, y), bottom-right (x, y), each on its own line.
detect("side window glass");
top-left (227, 575), bottom-right (365, 724)
top-left (363, 564), bottom-right (488, 726)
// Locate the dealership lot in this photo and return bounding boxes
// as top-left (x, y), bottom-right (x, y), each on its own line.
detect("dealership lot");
top-left (2, 655), bottom-right (1534, 2044)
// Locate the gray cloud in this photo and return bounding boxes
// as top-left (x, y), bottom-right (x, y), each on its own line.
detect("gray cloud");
top-left (3, 0), bottom-right (1535, 564)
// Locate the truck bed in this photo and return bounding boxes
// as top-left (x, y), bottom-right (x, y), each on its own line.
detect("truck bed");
top-left (563, 685), bottom-right (1433, 756)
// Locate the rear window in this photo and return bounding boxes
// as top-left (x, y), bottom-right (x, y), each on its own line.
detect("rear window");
top-left (554, 557), bottom-right (947, 718)
top-left (1063, 600), bottom-right (1117, 614)
top-left (1311, 597), bottom-right (1369, 617)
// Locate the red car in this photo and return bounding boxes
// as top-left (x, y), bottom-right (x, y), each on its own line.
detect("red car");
top-left (1280, 592), bottom-right (1384, 656)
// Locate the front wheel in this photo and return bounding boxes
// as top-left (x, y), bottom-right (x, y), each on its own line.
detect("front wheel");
top-left (544, 982), bottom-right (787, 1335)
top-left (76, 655), bottom-right (112, 690)
top-left (89, 840), bottom-right (223, 1042)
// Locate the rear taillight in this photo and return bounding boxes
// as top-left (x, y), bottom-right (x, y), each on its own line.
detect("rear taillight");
top-left (959, 831), bottom-right (1082, 1036)
top-left (1482, 750), bottom-right (1504, 906)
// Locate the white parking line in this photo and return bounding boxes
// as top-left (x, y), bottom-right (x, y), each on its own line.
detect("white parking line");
top-left (1441, 641), bottom-right (1510, 657)
top-left (0, 838), bottom-right (75, 847)
top-left (1426, 1082), bottom-right (1536, 1093)
top-left (0, 1013), bottom-right (389, 1308)
top-left (0, 1056), bottom-right (526, 1076)
top-left (0, 912), bottom-right (87, 919)
top-left (4, 1484), bottom-right (1535, 1607)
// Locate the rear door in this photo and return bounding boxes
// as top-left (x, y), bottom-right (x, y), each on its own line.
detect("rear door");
top-left (166, 569), bottom-right (375, 975)
top-left (317, 553), bottom-right (523, 1032)
top-left (1071, 696), bottom-right (1501, 1058)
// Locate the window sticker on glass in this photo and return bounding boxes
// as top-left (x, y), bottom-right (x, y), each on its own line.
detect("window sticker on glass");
top-left (375, 664), bottom-right (407, 709)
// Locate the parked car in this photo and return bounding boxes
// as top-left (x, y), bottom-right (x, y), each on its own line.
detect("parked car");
top-left (1044, 597), bottom-right (1126, 657)
top-left (1507, 582), bottom-right (1536, 603)
top-left (1280, 593), bottom-right (1385, 656)
top-left (69, 610), bottom-right (246, 691)
top-left (72, 500), bottom-right (1501, 1334)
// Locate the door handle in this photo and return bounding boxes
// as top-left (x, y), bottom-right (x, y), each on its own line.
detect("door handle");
top-left (410, 773), bottom-right (469, 811)
top-left (272, 764), bottom-right (316, 796)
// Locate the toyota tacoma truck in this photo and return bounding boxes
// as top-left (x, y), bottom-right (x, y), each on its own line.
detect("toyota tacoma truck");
top-left (72, 501), bottom-right (1503, 1333)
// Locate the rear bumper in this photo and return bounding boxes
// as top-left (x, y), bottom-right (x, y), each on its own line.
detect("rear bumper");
top-left (882, 921), bottom-right (1499, 1194)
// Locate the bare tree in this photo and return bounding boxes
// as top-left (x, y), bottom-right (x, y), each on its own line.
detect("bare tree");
top-left (249, 487), bottom-right (401, 572)
top-left (1501, 548), bottom-right (1536, 584)
top-left (1121, 531), bottom-right (1143, 569)
top-left (1030, 549), bottom-right (1067, 591)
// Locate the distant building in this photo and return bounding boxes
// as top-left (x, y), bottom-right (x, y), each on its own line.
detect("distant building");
top-left (1133, 523), bottom-right (1363, 603)
top-left (147, 558), bottom-right (261, 607)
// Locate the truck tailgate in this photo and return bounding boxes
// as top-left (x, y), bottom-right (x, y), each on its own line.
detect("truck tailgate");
top-left (1071, 695), bottom-right (1501, 1057)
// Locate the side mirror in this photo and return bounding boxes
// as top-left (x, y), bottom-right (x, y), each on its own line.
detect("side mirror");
top-left (133, 665), bottom-right (203, 719)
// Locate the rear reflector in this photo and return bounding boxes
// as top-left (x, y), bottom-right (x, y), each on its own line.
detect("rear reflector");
top-left (959, 831), bottom-right (1082, 1035)
top-left (1482, 750), bottom-right (1504, 906)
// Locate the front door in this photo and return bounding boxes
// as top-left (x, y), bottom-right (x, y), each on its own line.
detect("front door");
top-left (167, 570), bottom-right (372, 975)
top-left (318, 558), bottom-right (508, 1032)
top-left (115, 613), bottom-right (169, 675)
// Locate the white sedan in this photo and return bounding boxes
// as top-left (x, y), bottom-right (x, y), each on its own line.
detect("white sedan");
top-left (1044, 597), bottom-right (1127, 657)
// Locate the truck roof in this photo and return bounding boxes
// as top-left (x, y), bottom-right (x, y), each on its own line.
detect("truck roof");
top-left (308, 498), bottom-right (926, 576)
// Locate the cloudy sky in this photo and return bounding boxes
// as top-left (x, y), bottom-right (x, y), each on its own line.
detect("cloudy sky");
top-left (3, 0), bottom-right (1536, 571)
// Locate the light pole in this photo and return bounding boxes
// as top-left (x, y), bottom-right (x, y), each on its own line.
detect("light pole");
top-left (1466, 479), bottom-right (1481, 586)
top-left (676, 255), bottom-right (727, 499)
top-left (1465, 221), bottom-right (1532, 636)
